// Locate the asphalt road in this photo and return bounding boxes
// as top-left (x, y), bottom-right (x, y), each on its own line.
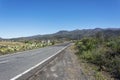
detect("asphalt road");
top-left (0, 43), bottom-right (69, 80)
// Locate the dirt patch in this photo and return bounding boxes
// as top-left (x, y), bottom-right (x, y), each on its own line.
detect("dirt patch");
top-left (28, 45), bottom-right (87, 80)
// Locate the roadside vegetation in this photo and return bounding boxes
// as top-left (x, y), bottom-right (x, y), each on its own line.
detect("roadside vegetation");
top-left (75, 33), bottom-right (120, 79)
top-left (0, 40), bottom-right (54, 55)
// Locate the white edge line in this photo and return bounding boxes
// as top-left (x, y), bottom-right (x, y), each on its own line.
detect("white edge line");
top-left (0, 60), bottom-right (9, 64)
top-left (10, 44), bottom-right (69, 80)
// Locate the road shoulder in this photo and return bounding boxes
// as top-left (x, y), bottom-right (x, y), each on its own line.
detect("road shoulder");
top-left (28, 45), bottom-right (88, 80)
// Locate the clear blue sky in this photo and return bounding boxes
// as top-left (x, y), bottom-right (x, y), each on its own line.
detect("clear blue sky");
top-left (0, 0), bottom-right (120, 38)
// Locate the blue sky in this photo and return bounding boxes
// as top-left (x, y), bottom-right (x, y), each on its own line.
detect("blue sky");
top-left (0, 0), bottom-right (120, 38)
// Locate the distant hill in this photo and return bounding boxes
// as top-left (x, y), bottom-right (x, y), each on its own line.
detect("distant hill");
top-left (2, 28), bottom-right (120, 41)
top-left (0, 37), bottom-right (3, 40)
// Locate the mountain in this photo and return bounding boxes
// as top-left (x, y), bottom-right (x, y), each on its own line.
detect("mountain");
top-left (0, 37), bottom-right (3, 40)
top-left (4, 28), bottom-right (120, 41)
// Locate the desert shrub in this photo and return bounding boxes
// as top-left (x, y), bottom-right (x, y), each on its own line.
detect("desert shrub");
top-left (75, 37), bottom-right (120, 79)
top-left (0, 41), bottom-right (55, 55)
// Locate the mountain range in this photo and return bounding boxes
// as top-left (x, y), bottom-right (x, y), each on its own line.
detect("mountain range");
top-left (1, 28), bottom-right (120, 41)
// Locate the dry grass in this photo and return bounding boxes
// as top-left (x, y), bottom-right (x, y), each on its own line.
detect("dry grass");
top-left (0, 41), bottom-right (24, 46)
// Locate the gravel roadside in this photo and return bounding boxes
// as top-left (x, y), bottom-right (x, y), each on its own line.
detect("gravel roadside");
top-left (28, 45), bottom-right (88, 80)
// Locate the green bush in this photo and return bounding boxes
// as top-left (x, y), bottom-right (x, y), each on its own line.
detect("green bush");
top-left (75, 37), bottom-right (120, 79)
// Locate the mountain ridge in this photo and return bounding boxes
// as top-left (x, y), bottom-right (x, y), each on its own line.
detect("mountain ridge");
top-left (1, 28), bottom-right (120, 41)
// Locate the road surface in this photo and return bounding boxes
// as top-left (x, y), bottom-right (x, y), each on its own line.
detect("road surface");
top-left (29, 44), bottom-right (88, 80)
top-left (0, 43), bottom-right (69, 80)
